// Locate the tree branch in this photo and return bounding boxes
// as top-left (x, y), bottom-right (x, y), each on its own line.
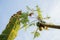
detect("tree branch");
top-left (40, 23), bottom-right (60, 29)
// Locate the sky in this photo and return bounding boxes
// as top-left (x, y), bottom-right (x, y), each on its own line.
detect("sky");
top-left (0, 0), bottom-right (60, 40)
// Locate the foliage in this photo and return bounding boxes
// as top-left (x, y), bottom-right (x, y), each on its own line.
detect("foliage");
top-left (36, 5), bottom-right (43, 20)
top-left (32, 28), bottom-right (40, 39)
top-left (0, 12), bottom-right (21, 40)
top-left (0, 5), bottom-right (44, 40)
top-left (34, 31), bottom-right (40, 39)
top-left (20, 12), bottom-right (29, 24)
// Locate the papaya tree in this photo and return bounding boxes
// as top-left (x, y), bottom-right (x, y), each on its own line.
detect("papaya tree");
top-left (0, 5), bottom-right (60, 40)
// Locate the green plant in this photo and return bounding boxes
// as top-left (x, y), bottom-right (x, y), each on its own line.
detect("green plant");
top-left (0, 5), bottom-right (60, 40)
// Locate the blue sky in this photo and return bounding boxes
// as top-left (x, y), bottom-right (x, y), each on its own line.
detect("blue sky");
top-left (0, 0), bottom-right (60, 40)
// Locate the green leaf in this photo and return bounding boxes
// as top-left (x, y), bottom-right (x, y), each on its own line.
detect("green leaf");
top-left (20, 12), bottom-right (29, 24)
top-left (34, 31), bottom-right (40, 39)
top-left (23, 24), bottom-right (28, 31)
top-left (26, 6), bottom-right (31, 10)
top-left (36, 5), bottom-right (43, 20)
